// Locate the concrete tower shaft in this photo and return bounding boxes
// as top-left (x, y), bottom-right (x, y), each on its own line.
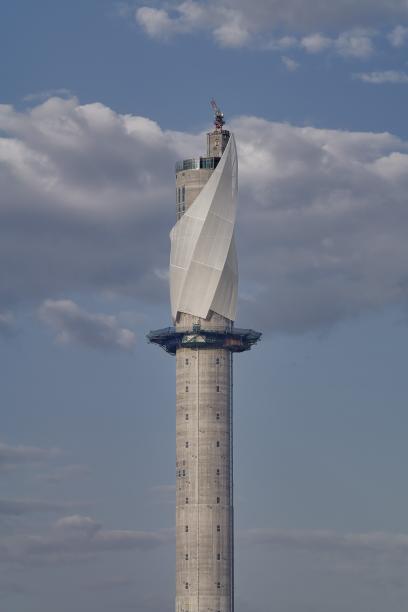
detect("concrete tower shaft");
top-left (175, 127), bottom-right (233, 611)
top-left (175, 323), bottom-right (233, 612)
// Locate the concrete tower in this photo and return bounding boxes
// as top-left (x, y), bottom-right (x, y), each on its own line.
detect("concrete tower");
top-left (148, 102), bottom-right (261, 612)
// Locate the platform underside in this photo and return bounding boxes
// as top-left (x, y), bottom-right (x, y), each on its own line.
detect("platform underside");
top-left (147, 325), bottom-right (261, 355)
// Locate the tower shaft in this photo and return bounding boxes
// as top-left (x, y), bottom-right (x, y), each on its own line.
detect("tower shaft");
top-left (176, 314), bottom-right (233, 612)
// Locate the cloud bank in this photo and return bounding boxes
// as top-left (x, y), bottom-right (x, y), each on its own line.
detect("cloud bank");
top-left (39, 299), bottom-right (136, 351)
top-left (0, 442), bottom-right (61, 470)
top-left (2, 97), bottom-right (408, 334)
top-left (0, 514), bottom-right (172, 565)
top-left (134, 0), bottom-right (408, 51)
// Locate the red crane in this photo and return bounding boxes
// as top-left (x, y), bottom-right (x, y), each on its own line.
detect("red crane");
top-left (210, 98), bottom-right (225, 130)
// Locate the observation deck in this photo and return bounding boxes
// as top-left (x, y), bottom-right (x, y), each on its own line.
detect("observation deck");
top-left (147, 324), bottom-right (261, 355)
top-left (175, 156), bottom-right (221, 173)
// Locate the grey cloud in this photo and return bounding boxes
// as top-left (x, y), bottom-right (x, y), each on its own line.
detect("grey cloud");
top-left (0, 515), bottom-right (173, 565)
top-left (2, 98), bottom-right (408, 334)
top-left (82, 575), bottom-right (134, 591)
top-left (0, 442), bottom-right (61, 470)
top-left (0, 498), bottom-right (83, 516)
top-left (0, 312), bottom-right (16, 338)
top-left (36, 464), bottom-right (90, 484)
top-left (242, 528), bottom-right (408, 579)
top-left (232, 116), bottom-right (408, 333)
top-left (244, 528), bottom-right (408, 556)
top-left (39, 299), bottom-right (136, 352)
top-left (23, 88), bottom-right (73, 102)
top-left (388, 24), bottom-right (408, 47)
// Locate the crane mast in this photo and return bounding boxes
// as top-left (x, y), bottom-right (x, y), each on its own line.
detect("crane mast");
top-left (210, 98), bottom-right (225, 131)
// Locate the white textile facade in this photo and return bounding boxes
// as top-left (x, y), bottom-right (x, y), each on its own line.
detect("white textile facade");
top-left (170, 134), bottom-right (238, 322)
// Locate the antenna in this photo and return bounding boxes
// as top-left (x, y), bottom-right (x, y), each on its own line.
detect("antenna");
top-left (210, 98), bottom-right (225, 131)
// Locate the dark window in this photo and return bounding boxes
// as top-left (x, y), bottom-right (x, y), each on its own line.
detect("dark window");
top-left (216, 441), bottom-right (220, 447)
top-left (185, 497), bottom-right (189, 504)
top-left (217, 525), bottom-right (220, 532)
top-left (185, 525), bottom-right (189, 532)
top-left (186, 385), bottom-right (189, 392)
top-left (217, 553), bottom-right (221, 560)
top-left (217, 582), bottom-right (221, 589)
top-left (182, 469), bottom-right (186, 476)
top-left (185, 441), bottom-right (189, 448)
top-left (186, 414), bottom-right (189, 420)
top-left (216, 385), bottom-right (220, 392)
top-left (216, 413), bottom-right (220, 420)
top-left (182, 186), bottom-right (185, 202)
top-left (185, 358), bottom-right (189, 365)
top-left (185, 553), bottom-right (189, 560)
top-left (185, 582), bottom-right (189, 589)
top-left (216, 358), bottom-right (220, 365)
top-left (216, 468), bottom-right (220, 475)
top-left (217, 497), bottom-right (220, 504)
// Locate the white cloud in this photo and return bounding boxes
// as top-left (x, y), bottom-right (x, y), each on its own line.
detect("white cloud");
top-left (388, 24), bottom-right (408, 47)
top-left (135, 0), bottom-right (206, 40)
top-left (281, 56), bottom-right (299, 71)
top-left (335, 28), bottom-right (375, 59)
top-left (301, 33), bottom-right (331, 53)
top-left (354, 70), bottom-right (408, 83)
top-left (213, 9), bottom-right (250, 47)
top-left (135, 7), bottom-right (180, 38)
top-left (135, 0), bottom-right (406, 49)
top-left (39, 300), bottom-right (136, 351)
top-left (265, 35), bottom-right (298, 51)
top-left (2, 98), bottom-right (408, 334)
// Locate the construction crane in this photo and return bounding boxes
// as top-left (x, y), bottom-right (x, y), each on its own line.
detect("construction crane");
top-left (210, 98), bottom-right (225, 131)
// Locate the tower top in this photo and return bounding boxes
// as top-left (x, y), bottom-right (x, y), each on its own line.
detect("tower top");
top-left (210, 98), bottom-right (225, 131)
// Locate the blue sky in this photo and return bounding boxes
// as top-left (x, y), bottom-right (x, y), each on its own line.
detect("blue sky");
top-left (1, 1), bottom-right (408, 611)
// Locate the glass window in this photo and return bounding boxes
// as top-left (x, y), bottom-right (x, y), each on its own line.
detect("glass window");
top-left (216, 385), bottom-right (220, 392)
top-left (186, 414), bottom-right (189, 420)
top-left (216, 413), bottom-right (220, 420)
top-left (217, 525), bottom-right (220, 532)
top-left (216, 441), bottom-right (220, 447)
top-left (185, 441), bottom-right (189, 448)
top-left (185, 525), bottom-right (189, 532)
